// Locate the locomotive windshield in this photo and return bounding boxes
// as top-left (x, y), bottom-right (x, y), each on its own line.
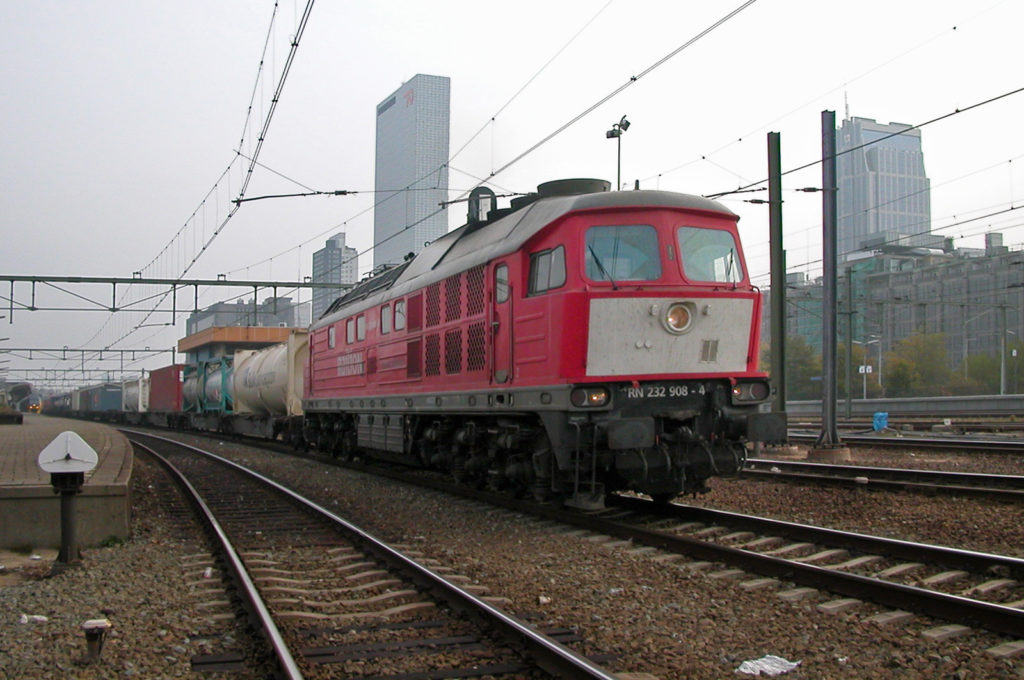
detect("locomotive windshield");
top-left (584, 225), bottom-right (661, 282)
top-left (677, 227), bottom-right (743, 283)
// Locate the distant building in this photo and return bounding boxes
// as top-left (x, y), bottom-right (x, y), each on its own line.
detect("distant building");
top-left (764, 234), bottom-right (1024, 380)
top-left (311, 232), bottom-right (358, 320)
top-left (185, 297), bottom-right (309, 337)
top-left (836, 117), bottom-right (935, 260)
top-left (373, 74), bottom-right (450, 270)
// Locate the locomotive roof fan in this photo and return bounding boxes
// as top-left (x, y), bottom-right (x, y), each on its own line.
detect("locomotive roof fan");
top-left (510, 178), bottom-right (611, 212)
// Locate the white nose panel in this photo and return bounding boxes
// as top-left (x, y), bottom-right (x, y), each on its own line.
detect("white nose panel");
top-left (586, 297), bottom-right (752, 376)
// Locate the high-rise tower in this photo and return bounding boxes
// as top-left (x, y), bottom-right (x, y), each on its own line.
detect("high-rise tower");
top-left (373, 74), bottom-right (450, 270)
top-left (836, 117), bottom-right (932, 259)
top-left (311, 232), bottom-right (358, 320)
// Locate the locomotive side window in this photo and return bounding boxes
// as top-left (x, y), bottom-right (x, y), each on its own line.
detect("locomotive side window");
top-left (381, 304), bottom-right (392, 334)
top-left (357, 314), bottom-right (366, 341)
top-left (585, 225), bottom-right (661, 282)
top-left (495, 264), bottom-right (509, 303)
top-left (394, 299), bottom-right (407, 330)
top-left (528, 246), bottom-right (566, 295)
top-left (346, 318), bottom-right (355, 344)
top-left (328, 326), bottom-right (336, 349)
top-left (677, 227), bottom-right (743, 283)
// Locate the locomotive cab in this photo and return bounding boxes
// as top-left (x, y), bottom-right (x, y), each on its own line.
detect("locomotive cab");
top-left (501, 183), bottom-right (786, 506)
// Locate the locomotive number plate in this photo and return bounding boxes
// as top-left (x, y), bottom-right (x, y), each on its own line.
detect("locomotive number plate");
top-left (623, 383), bottom-right (705, 400)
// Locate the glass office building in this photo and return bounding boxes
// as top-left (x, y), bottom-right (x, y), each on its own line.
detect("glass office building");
top-left (836, 117), bottom-right (932, 260)
top-left (373, 74), bottom-right (451, 269)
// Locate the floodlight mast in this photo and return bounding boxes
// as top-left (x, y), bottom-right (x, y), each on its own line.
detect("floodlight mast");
top-left (605, 116), bottom-right (630, 190)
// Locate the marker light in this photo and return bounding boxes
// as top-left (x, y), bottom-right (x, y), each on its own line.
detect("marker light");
top-left (732, 381), bottom-right (771, 403)
top-left (571, 386), bottom-right (610, 407)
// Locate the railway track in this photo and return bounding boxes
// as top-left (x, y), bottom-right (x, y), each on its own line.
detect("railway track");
top-left (131, 428), bottom-right (1024, 646)
top-left (742, 458), bottom-right (1024, 501)
top-left (127, 430), bottom-right (619, 680)
top-left (486, 493), bottom-right (1024, 640)
top-left (289, 448), bottom-right (1024, 642)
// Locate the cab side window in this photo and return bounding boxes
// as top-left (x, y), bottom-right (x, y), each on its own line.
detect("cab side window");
top-left (394, 300), bottom-right (406, 330)
top-left (495, 264), bottom-right (509, 303)
top-left (528, 245), bottom-right (566, 295)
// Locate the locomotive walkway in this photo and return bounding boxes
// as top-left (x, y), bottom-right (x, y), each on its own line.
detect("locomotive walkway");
top-left (0, 414), bottom-right (131, 549)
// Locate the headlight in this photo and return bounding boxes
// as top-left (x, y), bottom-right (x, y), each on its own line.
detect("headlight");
top-left (732, 381), bottom-right (772, 403)
top-left (663, 302), bottom-right (694, 334)
top-left (571, 386), bottom-right (610, 407)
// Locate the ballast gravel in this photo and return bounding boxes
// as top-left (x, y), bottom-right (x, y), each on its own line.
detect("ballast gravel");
top-left (1, 434), bottom-right (1021, 679)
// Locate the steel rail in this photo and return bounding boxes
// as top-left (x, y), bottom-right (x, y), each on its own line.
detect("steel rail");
top-left (130, 438), bottom-right (304, 680)
top-left (788, 431), bottom-right (1024, 453)
top-left (125, 430), bottom-right (618, 680)
top-left (747, 459), bottom-right (1024, 487)
top-left (743, 459), bottom-right (1024, 501)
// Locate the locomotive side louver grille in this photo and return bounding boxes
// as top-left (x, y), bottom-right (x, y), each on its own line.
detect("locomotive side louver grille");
top-left (445, 274), bottom-right (462, 322)
top-left (466, 265), bottom-right (485, 315)
top-left (467, 321), bottom-right (486, 371)
top-left (445, 328), bottom-right (463, 374)
top-left (700, 339), bottom-right (720, 363)
top-left (425, 334), bottom-right (441, 376)
top-left (426, 284), bottom-right (441, 327)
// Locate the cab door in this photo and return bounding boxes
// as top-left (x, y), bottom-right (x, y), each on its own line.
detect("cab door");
top-left (490, 261), bottom-right (513, 384)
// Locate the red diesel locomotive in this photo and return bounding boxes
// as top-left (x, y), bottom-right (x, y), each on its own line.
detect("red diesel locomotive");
top-left (304, 179), bottom-right (786, 508)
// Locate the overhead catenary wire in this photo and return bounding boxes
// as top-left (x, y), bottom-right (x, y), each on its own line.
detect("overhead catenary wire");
top-left (477, 0), bottom-right (759, 190)
top-left (222, 0), bottom-right (760, 294)
top-left (705, 85), bottom-right (1024, 201)
top-left (92, 0), bottom-right (317, 353)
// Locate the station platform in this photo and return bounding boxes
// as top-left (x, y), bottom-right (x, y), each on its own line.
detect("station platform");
top-left (0, 414), bottom-right (132, 550)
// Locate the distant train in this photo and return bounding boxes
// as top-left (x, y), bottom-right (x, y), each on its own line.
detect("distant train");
top-left (49, 179), bottom-right (786, 508)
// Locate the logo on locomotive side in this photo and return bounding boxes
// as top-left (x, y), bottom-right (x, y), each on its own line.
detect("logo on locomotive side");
top-left (337, 352), bottom-right (365, 377)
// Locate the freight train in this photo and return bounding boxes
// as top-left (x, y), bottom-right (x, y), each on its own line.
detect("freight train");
top-left (49, 179), bottom-right (786, 508)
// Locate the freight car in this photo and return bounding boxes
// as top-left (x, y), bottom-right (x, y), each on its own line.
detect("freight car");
top-left (49, 333), bottom-right (307, 442)
top-left (304, 179), bottom-right (786, 508)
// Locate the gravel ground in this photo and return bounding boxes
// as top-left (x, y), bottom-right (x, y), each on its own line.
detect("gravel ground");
top-left (0, 457), bottom-right (237, 679)
top-left (740, 444), bottom-right (1024, 557)
top-left (772, 444), bottom-right (1024, 475)
top-left (2, 434), bottom-right (1022, 679)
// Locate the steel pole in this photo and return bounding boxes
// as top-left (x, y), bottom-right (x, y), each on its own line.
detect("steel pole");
top-left (768, 132), bottom-right (786, 412)
top-left (616, 134), bottom-right (621, 191)
top-left (817, 110), bottom-right (840, 448)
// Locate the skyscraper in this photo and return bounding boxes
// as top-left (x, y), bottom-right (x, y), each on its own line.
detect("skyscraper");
top-left (311, 232), bottom-right (358, 320)
top-left (373, 74), bottom-right (450, 270)
top-left (836, 117), bottom-right (933, 259)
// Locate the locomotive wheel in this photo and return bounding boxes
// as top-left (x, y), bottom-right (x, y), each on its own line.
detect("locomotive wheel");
top-left (338, 431), bottom-right (356, 462)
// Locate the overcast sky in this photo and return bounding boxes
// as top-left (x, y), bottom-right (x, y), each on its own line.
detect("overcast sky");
top-left (2, 0), bottom-right (1023, 387)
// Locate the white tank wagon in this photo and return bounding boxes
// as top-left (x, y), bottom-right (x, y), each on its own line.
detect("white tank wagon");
top-left (121, 376), bottom-right (150, 424)
top-left (233, 330), bottom-right (308, 417)
top-left (227, 330), bottom-right (308, 441)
